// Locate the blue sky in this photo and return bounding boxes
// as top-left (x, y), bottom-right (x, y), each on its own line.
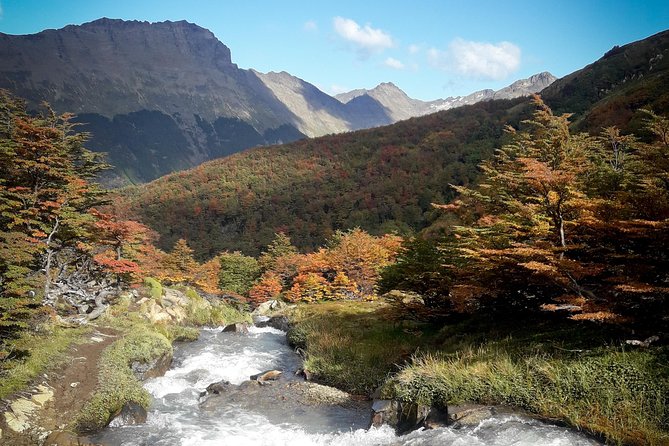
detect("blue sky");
top-left (1, 0), bottom-right (667, 100)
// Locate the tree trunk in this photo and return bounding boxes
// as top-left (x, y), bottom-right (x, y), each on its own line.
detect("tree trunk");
top-left (43, 216), bottom-right (60, 301)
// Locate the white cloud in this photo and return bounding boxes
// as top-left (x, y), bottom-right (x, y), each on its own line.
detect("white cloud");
top-left (408, 44), bottom-right (421, 55)
top-left (303, 20), bottom-right (317, 32)
top-left (333, 16), bottom-right (393, 56)
top-left (383, 57), bottom-right (405, 70)
top-left (428, 38), bottom-right (521, 80)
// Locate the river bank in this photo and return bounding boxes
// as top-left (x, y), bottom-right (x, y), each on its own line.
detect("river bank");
top-left (285, 300), bottom-right (669, 445)
top-left (0, 282), bottom-right (249, 445)
top-left (2, 290), bottom-right (667, 445)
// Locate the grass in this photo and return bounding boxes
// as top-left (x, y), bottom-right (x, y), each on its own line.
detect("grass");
top-left (143, 277), bottom-right (163, 299)
top-left (75, 323), bottom-right (172, 432)
top-left (287, 300), bottom-right (439, 394)
top-left (287, 300), bottom-right (669, 445)
top-left (0, 323), bottom-right (90, 400)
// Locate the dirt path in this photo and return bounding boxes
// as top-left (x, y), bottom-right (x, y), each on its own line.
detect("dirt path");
top-left (1, 325), bottom-right (119, 445)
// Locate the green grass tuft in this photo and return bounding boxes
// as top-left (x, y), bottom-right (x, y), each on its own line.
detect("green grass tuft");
top-left (75, 325), bottom-right (172, 432)
top-left (288, 301), bottom-right (669, 445)
top-left (0, 324), bottom-right (89, 399)
top-left (143, 277), bottom-right (163, 299)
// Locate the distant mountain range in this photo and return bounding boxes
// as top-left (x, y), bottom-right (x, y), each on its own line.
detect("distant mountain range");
top-left (334, 72), bottom-right (557, 121)
top-left (0, 18), bottom-right (555, 184)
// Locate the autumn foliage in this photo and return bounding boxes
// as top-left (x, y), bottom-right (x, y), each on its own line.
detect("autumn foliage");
top-left (434, 96), bottom-right (669, 325)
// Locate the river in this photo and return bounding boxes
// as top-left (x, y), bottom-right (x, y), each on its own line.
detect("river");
top-left (94, 325), bottom-right (601, 446)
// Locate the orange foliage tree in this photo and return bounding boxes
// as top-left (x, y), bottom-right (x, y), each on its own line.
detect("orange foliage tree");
top-left (437, 97), bottom-right (669, 324)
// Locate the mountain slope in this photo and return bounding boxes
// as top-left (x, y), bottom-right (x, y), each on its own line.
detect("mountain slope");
top-left (0, 19), bottom-right (311, 184)
top-left (252, 70), bottom-right (392, 136)
top-left (0, 18), bottom-right (556, 185)
top-left (542, 29), bottom-right (669, 133)
top-left (119, 97), bottom-right (531, 258)
top-left (119, 30), bottom-right (669, 259)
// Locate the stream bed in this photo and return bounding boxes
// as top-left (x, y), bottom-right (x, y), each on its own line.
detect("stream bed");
top-left (94, 326), bottom-right (601, 446)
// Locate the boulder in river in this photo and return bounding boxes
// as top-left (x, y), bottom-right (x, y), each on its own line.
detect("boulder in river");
top-left (131, 351), bottom-right (173, 381)
top-left (370, 399), bottom-right (433, 434)
top-left (200, 380), bottom-right (233, 397)
top-left (250, 370), bottom-right (282, 383)
top-left (255, 315), bottom-right (291, 332)
top-left (222, 322), bottom-right (249, 333)
top-left (109, 401), bottom-right (148, 427)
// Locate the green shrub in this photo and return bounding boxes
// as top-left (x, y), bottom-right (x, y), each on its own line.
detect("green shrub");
top-left (144, 277), bottom-right (163, 299)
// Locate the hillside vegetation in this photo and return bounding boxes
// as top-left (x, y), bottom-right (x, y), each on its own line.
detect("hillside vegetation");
top-left (119, 98), bottom-right (530, 257)
top-left (120, 30), bottom-right (669, 259)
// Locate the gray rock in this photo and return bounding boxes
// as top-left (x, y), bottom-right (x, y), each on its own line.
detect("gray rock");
top-left (370, 399), bottom-right (431, 434)
top-left (200, 380), bottom-right (232, 398)
top-left (109, 401), bottom-right (147, 427)
top-left (131, 351), bottom-right (173, 381)
top-left (255, 315), bottom-right (290, 332)
top-left (222, 323), bottom-right (249, 333)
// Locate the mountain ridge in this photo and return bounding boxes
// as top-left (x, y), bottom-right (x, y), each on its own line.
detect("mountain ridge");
top-left (335, 72), bottom-right (557, 120)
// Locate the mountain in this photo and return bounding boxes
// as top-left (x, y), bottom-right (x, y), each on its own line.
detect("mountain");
top-left (0, 18), bottom-right (556, 186)
top-left (542, 30), bottom-right (669, 134)
top-left (251, 70), bottom-right (392, 136)
top-left (0, 18), bottom-right (313, 184)
top-left (119, 30), bottom-right (669, 258)
top-left (119, 97), bottom-right (530, 258)
top-left (335, 72), bottom-right (557, 120)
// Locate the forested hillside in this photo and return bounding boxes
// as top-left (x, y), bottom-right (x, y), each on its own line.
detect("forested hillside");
top-left (118, 98), bottom-right (531, 257)
top-left (542, 29), bottom-right (669, 133)
top-left (119, 30), bottom-right (669, 259)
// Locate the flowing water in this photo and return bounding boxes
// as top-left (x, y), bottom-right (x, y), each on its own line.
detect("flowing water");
top-left (94, 326), bottom-right (601, 446)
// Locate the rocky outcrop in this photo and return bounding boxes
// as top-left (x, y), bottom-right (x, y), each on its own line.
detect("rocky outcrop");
top-left (108, 402), bottom-right (147, 427)
top-left (222, 322), bottom-right (250, 333)
top-left (2, 384), bottom-right (54, 437)
top-left (255, 315), bottom-right (291, 332)
top-left (200, 379), bottom-right (366, 414)
top-left (131, 351), bottom-right (173, 381)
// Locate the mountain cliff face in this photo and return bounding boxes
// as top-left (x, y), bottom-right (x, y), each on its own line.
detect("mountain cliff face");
top-left (0, 19), bottom-right (309, 184)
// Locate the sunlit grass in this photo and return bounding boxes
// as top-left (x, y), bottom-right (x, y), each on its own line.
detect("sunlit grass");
top-left (0, 324), bottom-right (90, 400)
top-left (288, 300), bottom-right (669, 445)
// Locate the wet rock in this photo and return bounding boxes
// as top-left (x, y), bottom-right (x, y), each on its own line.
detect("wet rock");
top-left (370, 399), bottom-right (431, 434)
top-left (131, 351), bottom-right (173, 381)
top-left (201, 380), bottom-right (232, 397)
top-left (448, 404), bottom-right (495, 426)
top-left (250, 370), bottom-right (282, 383)
top-left (424, 406), bottom-right (449, 429)
top-left (109, 402), bottom-right (147, 427)
top-left (255, 315), bottom-right (290, 332)
top-left (44, 430), bottom-right (89, 446)
top-left (223, 322), bottom-right (249, 333)
top-left (296, 368), bottom-right (313, 380)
